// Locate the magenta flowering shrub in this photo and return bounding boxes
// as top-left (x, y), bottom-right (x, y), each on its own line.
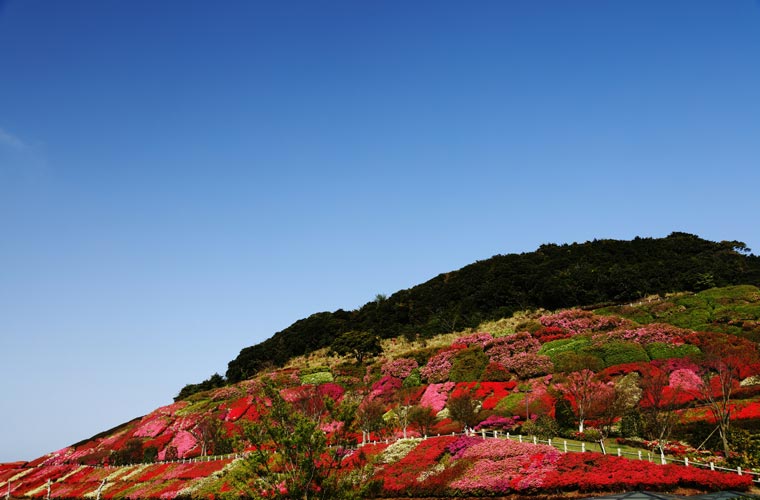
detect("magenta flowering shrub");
top-left (474, 415), bottom-right (520, 432)
top-left (420, 349), bottom-right (459, 382)
top-left (452, 332), bottom-right (494, 349)
top-left (316, 382), bottom-right (345, 402)
top-left (368, 375), bottom-right (403, 402)
top-left (446, 435), bottom-right (483, 459)
top-left (540, 309), bottom-right (629, 335)
top-left (381, 358), bottom-right (419, 379)
top-left (420, 382), bottom-right (455, 412)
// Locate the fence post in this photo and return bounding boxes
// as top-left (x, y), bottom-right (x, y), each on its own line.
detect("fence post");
top-left (581, 443), bottom-right (585, 453)
top-left (482, 430), bottom-right (486, 439)
top-left (533, 436), bottom-right (537, 445)
top-left (737, 467), bottom-right (742, 476)
top-left (638, 450), bottom-right (642, 460)
top-left (548, 438), bottom-right (552, 447)
top-left (684, 457), bottom-right (689, 467)
top-left (519, 435), bottom-right (522, 443)
top-left (647, 452), bottom-right (652, 462)
top-left (617, 448), bottom-right (621, 457)
top-left (563, 440), bottom-right (568, 453)
top-left (710, 462), bottom-right (715, 471)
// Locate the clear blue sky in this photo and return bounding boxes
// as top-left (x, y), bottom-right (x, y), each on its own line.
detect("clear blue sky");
top-left (1, 0), bottom-right (759, 462)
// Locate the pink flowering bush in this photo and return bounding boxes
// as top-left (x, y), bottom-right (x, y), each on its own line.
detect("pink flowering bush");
top-left (669, 368), bottom-right (703, 392)
top-left (540, 309), bottom-right (629, 335)
top-left (473, 415), bottom-right (520, 432)
top-left (420, 382), bottom-right (455, 412)
top-left (381, 358), bottom-right (419, 379)
top-left (163, 430), bottom-right (196, 459)
top-left (452, 332), bottom-right (494, 349)
top-left (450, 439), bottom-right (560, 493)
top-left (420, 349), bottom-right (459, 382)
top-left (486, 332), bottom-right (541, 365)
top-left (132, 417), bottom-right (168, 438)
top-left (594, 323), bottom-right (690, 346)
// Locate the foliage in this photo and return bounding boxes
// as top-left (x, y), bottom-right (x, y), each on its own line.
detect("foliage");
top-left (446, 392), bottom-right (479, 430)
top-left (449, 346), bottom-right (489, 382)
top-left (330, 331), bottom-right (382, 364)
top-left (229, 380), bottom-right (357, 499)
top-left (301, 371), bottom-right (334, 385)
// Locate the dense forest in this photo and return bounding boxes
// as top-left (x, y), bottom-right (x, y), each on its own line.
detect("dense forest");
top-left (177, 233), bottom-right (760, 399)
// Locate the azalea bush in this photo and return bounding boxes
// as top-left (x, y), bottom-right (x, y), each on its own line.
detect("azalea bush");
top-left (380, 358), bottom-right (418, 379)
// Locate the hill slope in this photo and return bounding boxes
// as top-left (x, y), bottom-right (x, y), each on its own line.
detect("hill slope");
top-left (3, 285), bottom-right (760, 499)
top-left (222, 233), bottom-right (760, 386)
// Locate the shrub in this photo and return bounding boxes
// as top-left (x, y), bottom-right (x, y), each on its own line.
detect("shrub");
top-left (479, 361), bottom-right (510, 381)
top-left (646, 342), bottom-right (701, 360)
top-left (449, 346), bottom-right (489, 382)
top-left (420, 349), bottom-right (459, 383)
top-left (381, 358), bottom-right (419, 379)
top-left (402, 368), bottom-right (422, 388)
top-left (300, 371), bottom-right (334, 385)
top-left (589, 341), bottom-right (650, 367)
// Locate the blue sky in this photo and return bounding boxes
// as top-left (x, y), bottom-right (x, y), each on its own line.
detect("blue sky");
top-left (1, 0), bottom-right (759, 462)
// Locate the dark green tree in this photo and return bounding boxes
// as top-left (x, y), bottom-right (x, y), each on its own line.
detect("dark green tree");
top-left (330, 331), bottom-right (382, 364)
top-left (446, 392), bottom-right (479, 430)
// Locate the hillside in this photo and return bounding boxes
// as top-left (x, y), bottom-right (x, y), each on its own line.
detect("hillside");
top-left (3, 285), bottom-right (760, 499)
top-left (218, 233), bottom-right (760, 389)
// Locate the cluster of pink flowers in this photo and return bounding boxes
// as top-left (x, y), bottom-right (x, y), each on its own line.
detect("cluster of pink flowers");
top-left (452, 332), bottom-right (494, 349)
top-left (161, 430), bottom-right (197, 459)
top-left (420, 349), bottom-right (459, 382)
top-left (381, 358), bottom-right (419, 379)
top-left (486, 332), bottom-right (541, 365)
top-left (594, 323), bottom-right (689, 346)
top-left (473, 415), bottom-right (520, 432)
top-left (669, 368), bottom-right (703, 392)
top-left (449, 439), bottom-right (560, 493)
top-left (133, 417), bottom-right (169, 438)
top-left (539, 309), bottom-right (628, 335)
top-left (420, 382), bottom-right (455, 412)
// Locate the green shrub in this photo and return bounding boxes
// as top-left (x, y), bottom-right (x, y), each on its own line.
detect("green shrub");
top-left (591, 341), bottom-right (649, 367)
top-left (494, 392), bottom-right (526, 415)
top-left (402, 368), bottom-right (422, 388)
top-left (645, 342), bottom-right (700, 360)
top-left (404, 346), bottom-right (440, 367)
top-left (449, 346), bottom-right (489, 382)
top-left (538, 336), bottom-right (592, 362)
top-left (301, 371), bottom-right (334, 385)
top-left (552, 352), bottom-right (604, 373)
